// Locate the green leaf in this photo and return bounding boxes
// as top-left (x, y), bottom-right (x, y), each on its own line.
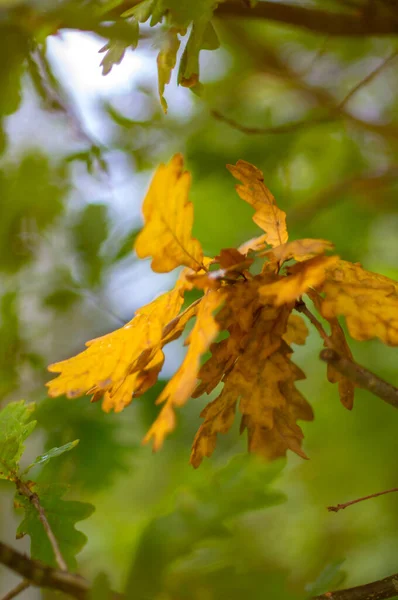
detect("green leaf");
top-left (99, 21), bottom-right (139, 76)
top-left (305, 559), bottom-right (347, 596)
top-left (0, 292), bottom-right (21, 400)
top-left (72, 203), bottom-right (109, 287)
top-left (35, 397), bottom-right (132, 492)
top-left (89, 572), bottom-right (113, 600)
top-left (16, 483), bottom-right (94, 570)
top-left (0, 400), bottom-right (36, 481)
top-left (0, 25), bottom-right (29, 118)
top-left (178, 19), bottom-right (219, 88)
top-left (157, 28), bottom-right (181, 113)
top-left (24, 440), bottom-right (79, 474)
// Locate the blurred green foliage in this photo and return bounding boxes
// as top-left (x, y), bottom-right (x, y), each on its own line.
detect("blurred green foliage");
top-left (0, 1), bottom-right (397, 599)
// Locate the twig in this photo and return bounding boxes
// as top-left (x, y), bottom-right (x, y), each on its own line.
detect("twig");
top-left (320, 349), bottom-right (398, 409)
top-left (295, 301), bottom-right (334, 348)
top-left (0, 542), bottom-right (88, 599)
top-left (328, 487), bottom-right (398, 512)
top-left (211, 110), bottom-right (333, 135)
top-left (313, 572), bottom-right (398, 600)
top-left (16, 480), bottom-right (68, 572)
top-left (338, 50), bottom-right (398, 109)
top-left (1, 580), bottom-right (30, 600)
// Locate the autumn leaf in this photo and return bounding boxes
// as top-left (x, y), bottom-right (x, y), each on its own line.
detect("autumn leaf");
top-left (47, 275), bottom-right (189, 412)
top-left (227, 160), bottom-right (288, 247)
top-left (259, 255), bottom-right (339, 306)
top-left (321, 260), bottom-right (398, 346)
top-left (283, 313), bottom-right (309, 346)
top-left (191, 304), bottom-right (313, 467)
top-left (144, 289), bottom-right (225, 450)
top-left (262, 238), bottom-right (334, 264)
top-left (135, 154), bottom-right (204, 272)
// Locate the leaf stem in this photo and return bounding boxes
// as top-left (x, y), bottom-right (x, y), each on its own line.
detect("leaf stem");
top-left (16, 480), bottom-right (68, 571)
top-left (295, 300), bottom-right (333, 348)
top-left (328, 487), bottom-right (398, 513)
top-left (320, 349), bottom-right (398, 410)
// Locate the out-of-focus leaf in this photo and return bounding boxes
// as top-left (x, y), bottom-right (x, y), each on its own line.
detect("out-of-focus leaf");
top-left (305, 559), bottom-right (347, 596)
top-left (16, 483), bottom-right (94, 570)
top-left (43, 267), bottom-right (81, 312)
top-left (125, 455), bottom-right (286, 598)
top-left (0, 292), bottom-right (22, 399)
top-left (178, 20), bottom-right (219, 89)
top-left (89, 572), bottom-right (113, 600)
top-left (0, 25), bottom-right (28, 118)
top-left (157, 28), bottom-right (181, 113)
top-left (111, 228), bottom-right (140, 262)
top-left (25, 440), bottom-right (79, 473)
top-left (0, 154), bottom-right (67, 273)
top-left (0, 401), bottom-right (36, 481)
top-left (99, 21), bottom-right (139, 76)
top-left (72, 203), bottom-right (109, 287)
top-left (35, 397), bottom-right (132, 492)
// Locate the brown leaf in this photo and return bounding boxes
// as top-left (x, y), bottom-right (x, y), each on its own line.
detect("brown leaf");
top-left (262, 238), bottom-right (334, 263)
top-left (283, 314), bottom-right (309, 346)
top-left (227, 160), bottom-right (288, 247)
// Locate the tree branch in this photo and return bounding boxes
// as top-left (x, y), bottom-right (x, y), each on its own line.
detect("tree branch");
top-left (215, 2), bottom-right (398, 37)
top-left (320, 349), bottom-right (398, 409)
top-left (0, 542), bottom-right (88, 599)
top-left (295, 301), bottom-right (334, 348)
top-left (328, 487), bottom-right (398, 512)
top-left (313, 572), bottom-right (398, 600)
top-left (15, 479), bottom-right (68, 571)
top-left (1, 580), bottom-right (30, 600)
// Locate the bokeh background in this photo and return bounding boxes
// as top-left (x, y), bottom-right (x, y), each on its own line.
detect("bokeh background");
top-left (0, 1), bottom-right (397, 598)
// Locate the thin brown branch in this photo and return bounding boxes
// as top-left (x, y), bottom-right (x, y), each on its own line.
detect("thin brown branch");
top-left (215, 2), bottom-right (398, 37)
top-left (16, 480), bottom-right (68, 572)
top-left (328, 487), bottom-right (398, 512)
top-left (320, 349), bottom-right (398, 409)
top-left (295, 301), bottom-right (334, 348)
top-left (211, 109), bottom-right (333, 135)
top-left (313, 572), bottom-right (398, 600)
top-left (0, 542), bottom-right (88, 599)
top-left (1, 580), bottom-right (30, 600)
top-left (338, 50), bottom-right (398, 109)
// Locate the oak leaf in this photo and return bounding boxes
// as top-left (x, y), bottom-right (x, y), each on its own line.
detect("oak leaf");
top-left (143, 289), bottom-right (225, 450)
top-left (321, 260), bottom-right (398, 346)
top-left (283, 314), bottom-right (309, 346)
top-left (259, 255), bottom-right (339, 306)
top-left (263, 238), bottom-right (334, 263)
top-left (227, 160), bottom-right (288, 248)
top-left (135, 154), bottom-right (204, 272)
top-left (47, 275), bottom-right (189, 412)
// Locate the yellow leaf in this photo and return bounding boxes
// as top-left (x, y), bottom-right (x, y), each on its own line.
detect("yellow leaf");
top-left (259, 255), bottom-right (339, 306)
top-left (263, 238), bottom-right (334, 263)
top-left (238, 234), bottom-right (268, 255)
top-left (47, 275), bottom-right (188, 412)
top-left (321, 260), bottom-right (398, 346)
top-left (227, 160), bottom-right (288, 247)
top-left (283, 314), bottom-right (309, 346)
top-left (143, 289), bottom-right (225, 450)
top-left (135, 154), bottom-right (204, 273)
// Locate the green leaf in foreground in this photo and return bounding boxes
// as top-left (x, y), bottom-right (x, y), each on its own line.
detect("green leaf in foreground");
top-left (16, 483), bottom-right (94, 570)
top-left (24, 440), bottom-right (79, 474)
top-left (0, 400), bottom-right (36, 480)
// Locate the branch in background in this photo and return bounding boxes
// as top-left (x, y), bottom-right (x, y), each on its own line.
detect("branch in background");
top-left (15, 479), bottom-right (68, 572)
top-left (288, 165), bottom-right (398, 224)
top-left (328, 487), bottom-right (398, 512)
top-left (313, 573), bottom-right (398, 600)
top-left (216, 1), bottom-right (398, 37)
top-left (211, 110), bottom-right (333, 135)
top-left (1, 580), bottom-right (30, 600)
top-left (320, 349), bottom-right (398, 410)
top-left (338, 50), bottom-right (398, 109)
top-left (0, 540), bottom-right (397, 600)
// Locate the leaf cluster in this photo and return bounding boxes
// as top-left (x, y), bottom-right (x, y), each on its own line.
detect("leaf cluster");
top-left (46, 155), bottom-right (398, 467)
